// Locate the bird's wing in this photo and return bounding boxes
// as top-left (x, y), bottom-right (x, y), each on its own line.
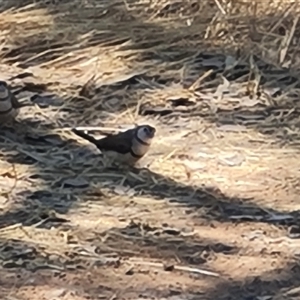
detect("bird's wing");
top-left (72, 129), bottom-right (100, 145)
top-left (96, 129), bottom-right (135, 154)
top-left (72, 128), bottom-right (134, 154)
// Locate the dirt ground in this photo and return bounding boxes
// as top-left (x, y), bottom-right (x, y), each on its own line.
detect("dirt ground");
top-left (1, 1), bottom-right (300, 299)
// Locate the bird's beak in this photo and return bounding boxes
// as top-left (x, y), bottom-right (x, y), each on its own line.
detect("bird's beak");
top-left (148, 127), bottom-right (156, 138)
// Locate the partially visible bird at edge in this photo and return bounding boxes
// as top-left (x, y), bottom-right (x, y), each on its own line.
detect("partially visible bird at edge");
top-left (0, 80), bottom-right (28, 126)
top-left (72, 124), bottom-right (156, 166)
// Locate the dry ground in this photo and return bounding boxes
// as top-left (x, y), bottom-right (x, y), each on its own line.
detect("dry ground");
top-left (1, 0), bottom-right (300, 299)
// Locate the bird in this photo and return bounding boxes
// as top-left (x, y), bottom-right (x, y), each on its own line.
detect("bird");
top-left (0, 80), bottom-right (24, 125)
top-left (72, 124), bottom-right (156, 165)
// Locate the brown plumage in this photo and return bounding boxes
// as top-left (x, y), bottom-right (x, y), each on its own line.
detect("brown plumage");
top-left (72, 124), bottom-right (156, 165)
top-left (0, 80), bottom-right (23, 125)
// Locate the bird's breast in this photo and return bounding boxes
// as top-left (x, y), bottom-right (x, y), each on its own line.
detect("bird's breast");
top-left (131, 139), bottom-right (150, 157)
top-left (103, 149), bottom-right (140, 165)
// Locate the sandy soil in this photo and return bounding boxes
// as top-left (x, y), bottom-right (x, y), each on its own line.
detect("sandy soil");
top-left (1, 1), bottom-right (300, 300)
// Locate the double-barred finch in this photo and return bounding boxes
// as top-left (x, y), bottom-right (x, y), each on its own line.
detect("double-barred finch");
top-left (0, 80), bottom-right (22, 125)
top-left (72, 124), bottom-right (156, 165)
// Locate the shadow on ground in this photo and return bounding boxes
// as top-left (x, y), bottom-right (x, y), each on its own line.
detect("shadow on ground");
top-left (0, 229), bottom-right (300, 299)
top-left (2, 1), bottom-right (300, 145)
top-left (0, 120), bottom-right (299, 230)
top-left (204, 263), bottom-right (300, 300)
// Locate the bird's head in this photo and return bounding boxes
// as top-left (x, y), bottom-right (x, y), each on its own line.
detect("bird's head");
top-left (136, 125), bottom-right (156, 144)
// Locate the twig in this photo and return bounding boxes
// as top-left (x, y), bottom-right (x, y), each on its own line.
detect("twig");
top-left (128, 259), bottom-right (220, 277)
top-left (279, 16), bottom-right (299, 64)
top-left (16, 147), bottom-right (51, 164)
top-left (0, 164), bottom-right (18, 197)
top-left (214, 0), bottom-right (226, 15)
top-left (268, 3), bottom-right (295, 35)
top-left (56, 126), bottom-right (123, 132)
top-left (0, 223), bottom-right (22, 233)
top-left (188, 69), bottom-right (214, 91)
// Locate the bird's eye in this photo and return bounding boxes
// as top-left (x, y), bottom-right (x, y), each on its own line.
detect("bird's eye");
top-left (143, 127), bottom-right (149, 133)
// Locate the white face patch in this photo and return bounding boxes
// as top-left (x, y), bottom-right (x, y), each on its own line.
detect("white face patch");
top-left (130, 126), bottom-right (155, 157)
top-left (130, 127), bottom-right (152, 157)
top-left (136, 127), bottom-right (153, 144)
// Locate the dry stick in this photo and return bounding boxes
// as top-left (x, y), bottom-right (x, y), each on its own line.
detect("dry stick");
top-left (128, 259), bottom-right (220, 277)
top-left (134, 98), bottom-right (144, 120)
top-left (279, 16), bottom-right (299, 64)
top-left (0, 223), bottom-right (22, 233)
top-left (269, 3), bottom-right (295, 35)
top-left (22, 46), bottom-right (76, 65)
top-left (0, 164), bottom-right (18, 197)
top-left (213, 0), bottom-right (226, 15)
top-left (16, 147), bottom-right (52, 165)
top-left (188, 69), bottom-right (214, 91)
top-left (56, 126), bottom-right (123, 132)
top-left (260, 3), bottom-right (295, 46)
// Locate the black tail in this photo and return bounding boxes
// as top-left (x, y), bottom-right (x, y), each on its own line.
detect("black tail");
top-left (72, 128), bottom-right (99, 146)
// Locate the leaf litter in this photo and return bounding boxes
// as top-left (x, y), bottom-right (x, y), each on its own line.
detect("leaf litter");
top-left (0, 0), bottom-right (300, 299)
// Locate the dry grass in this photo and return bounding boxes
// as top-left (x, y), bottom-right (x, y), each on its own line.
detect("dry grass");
top-left (0, 0), bottom-right (300, 299)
